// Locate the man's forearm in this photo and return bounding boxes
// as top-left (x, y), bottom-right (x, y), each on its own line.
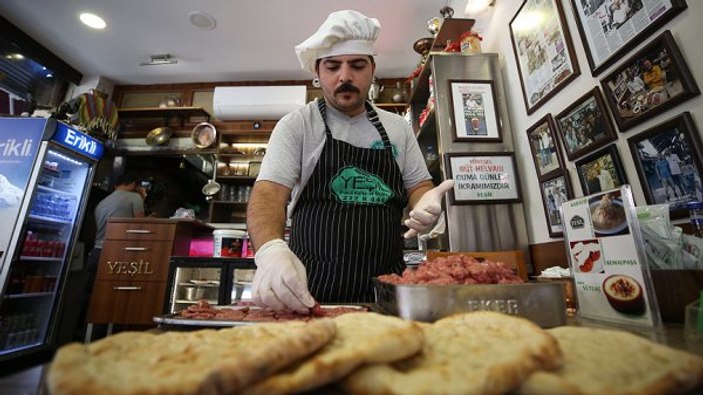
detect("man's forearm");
top-left (246, 181), bottom-right (290, 251)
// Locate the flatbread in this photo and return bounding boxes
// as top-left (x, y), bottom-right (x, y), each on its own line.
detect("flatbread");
top-left (517, 326), bottom-right (703, 395)
top-left (47, 319), bottom-right (336, 395)
top-left (342, 311), bottom-right (562, 395)
top-left (241, 312), bottom-right (424, 395)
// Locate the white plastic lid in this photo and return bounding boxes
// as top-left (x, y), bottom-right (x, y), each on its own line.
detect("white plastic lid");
top-left (213, 229), bottom-right (247, 237)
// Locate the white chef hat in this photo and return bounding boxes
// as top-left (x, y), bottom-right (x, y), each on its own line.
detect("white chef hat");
top-left (295, 10), bottom-right (381, 74)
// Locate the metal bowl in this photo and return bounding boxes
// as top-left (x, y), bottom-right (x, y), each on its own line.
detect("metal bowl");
top-left (192, 122), bottom-right (217, 148)
top-left (145, 126), bottom-right (173, 146)
top-left (373, 278), bottom-right (567, 328)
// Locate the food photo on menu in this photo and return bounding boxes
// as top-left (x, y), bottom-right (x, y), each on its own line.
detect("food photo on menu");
top-left (589, 190), bottom-right (630, 236)
top-left (570, 239), bottom-right (605, 274)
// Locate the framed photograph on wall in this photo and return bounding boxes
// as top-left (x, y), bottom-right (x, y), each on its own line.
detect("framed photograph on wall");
top-left (576, 144), bottom-right (628, 196)
top-left (627, 112), bottom-right (703, 219)
top-left (448, 79), bottom-right (502, 142)
top-left (555, 87), bottom-right (617, 161)
top-left (569, 0), bottom-right (688, 76)
top-left (540, 172), bottom-right (574, 238)
top-left (527, 114), bottom-right (563, 180)
top-left (601, 30), bottom-right (700, 132)
top-left (509, 0), bottom-right (580, 115)
top-left (444, 152), bottom-right (521, 205)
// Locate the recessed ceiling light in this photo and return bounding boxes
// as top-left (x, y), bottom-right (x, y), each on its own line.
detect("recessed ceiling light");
top-left (188, 11), bottom-right (216, 30)
top-left (79, 12), bottom-right (106, 29)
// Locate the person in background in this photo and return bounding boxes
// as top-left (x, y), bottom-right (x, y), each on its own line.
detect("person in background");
top-left (641, 59), bottom-right (665, 90)
top-left (665, 149), bottom-right (687, 198)
top-left (655, 153), bottom-right (679, 201)
top-left (246, 10), bottom-right (453, 312)
top-left (77, 173), bottom-right (146, 337)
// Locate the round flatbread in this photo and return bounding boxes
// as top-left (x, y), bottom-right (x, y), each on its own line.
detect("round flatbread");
top-left (47, 319), bottom-right (336, 395)
top-left (342, 311), bottom-right (562, 395)
top-left (241, 312), bottom-right (424, 395)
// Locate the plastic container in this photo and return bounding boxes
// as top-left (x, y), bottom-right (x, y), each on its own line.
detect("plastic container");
top-left (213, 229), bottom-right (248, 257)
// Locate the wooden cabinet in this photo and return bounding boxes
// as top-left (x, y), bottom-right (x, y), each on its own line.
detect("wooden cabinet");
top-left (87, 218), bottom-right (212, 325)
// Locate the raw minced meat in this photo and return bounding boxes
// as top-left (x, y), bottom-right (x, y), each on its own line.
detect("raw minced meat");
top-left (378, 255), bottom-right (524, 285)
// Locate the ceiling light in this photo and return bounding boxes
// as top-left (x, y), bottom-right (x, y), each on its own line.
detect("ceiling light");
top-left (79, 12), bottom-right (106, 29)
top-left (5, 53), bottom-right (25, 60)
top-left (188, 11), bottom-right (217, 30)
top-left (464, 0), bottom-right (495, 15)
top-left (139, 54), bottom-right (178, 66)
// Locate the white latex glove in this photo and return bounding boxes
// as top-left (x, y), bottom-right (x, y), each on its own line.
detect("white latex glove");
top-left (404, 180), bottom-right (455, 239)
top-left (252, 238), bottom-right (315, 313)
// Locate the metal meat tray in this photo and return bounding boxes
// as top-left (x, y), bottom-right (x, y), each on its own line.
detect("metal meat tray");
top-left (373, 278), bottom-right (566, 328)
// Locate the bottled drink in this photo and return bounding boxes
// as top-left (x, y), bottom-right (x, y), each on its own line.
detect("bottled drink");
top-left (687, 201), bottom-right (703, 238)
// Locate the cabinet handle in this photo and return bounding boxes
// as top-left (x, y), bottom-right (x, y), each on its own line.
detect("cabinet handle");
top-left (125, 229), bottom-right (153, 234)
top-left (123, 247), bottom-right (149, 251)
top-left (113, 286), bottom-right (143, 291)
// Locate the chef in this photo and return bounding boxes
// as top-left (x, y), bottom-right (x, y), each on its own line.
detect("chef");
top-left (247, 10), bottom-right (454, 312)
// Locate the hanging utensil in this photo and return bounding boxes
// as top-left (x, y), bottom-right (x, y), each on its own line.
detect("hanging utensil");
top-left (201, 155), bottom-right (222, 196)
top-left (145, 126), bottom-right (174, 146)
top-left (192, 122), bottom-right (217, 149)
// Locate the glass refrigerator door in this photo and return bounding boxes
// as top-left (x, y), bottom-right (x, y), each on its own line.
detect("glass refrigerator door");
top-left (0, 146), bottom-right (91, 354)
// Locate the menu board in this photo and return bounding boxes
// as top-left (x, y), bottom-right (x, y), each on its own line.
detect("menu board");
top-left (560, 185), bottom-right (662, 328)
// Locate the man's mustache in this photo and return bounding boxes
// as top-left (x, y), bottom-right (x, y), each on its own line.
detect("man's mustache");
top-left (335, 83), bottom-right (360, 94)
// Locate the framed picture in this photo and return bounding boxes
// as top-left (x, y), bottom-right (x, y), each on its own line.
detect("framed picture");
top-left (555, 87), bottom-right (617, 161)
top-left (627, 112), bottom-right (703, 219)
top-left (444, 152), bottom-right (522, 204)
top-left (540, 172), bottom-right (574, 237)
top-left (569, 0), bottom-right (688, 76)
top-left (509, 0), bottom-right (580, 115)
top-left (448, 80), bottom-right (502, 142)
top-left (526, 114), bottom-right (563, 180)
top-left (600, 30), bottom-right (700, 131)
top-left (575, 144), bottom-right (628, 196)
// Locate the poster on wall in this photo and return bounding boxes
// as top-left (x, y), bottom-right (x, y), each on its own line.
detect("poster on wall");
top-left (560, 185), bottom-right (662, 328)
top-left (569, 0), bottom-right (688, 76)
top-left (444, 152), bottom-right (521, 205)
top-left (509, 0), bottom-right (581, 114)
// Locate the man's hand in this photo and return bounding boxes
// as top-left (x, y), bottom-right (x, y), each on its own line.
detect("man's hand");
top-left (252, 239), bottom-right (315, 313)
top-left (404, 180), bottom-right (455, 239)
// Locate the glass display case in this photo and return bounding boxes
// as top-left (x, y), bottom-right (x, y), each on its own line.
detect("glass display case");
top-left (164, 257), bottom-right (255, 314)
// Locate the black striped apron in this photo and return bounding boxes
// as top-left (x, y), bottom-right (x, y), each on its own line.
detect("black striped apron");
top-left (289, 99), bottom-right (408, 303)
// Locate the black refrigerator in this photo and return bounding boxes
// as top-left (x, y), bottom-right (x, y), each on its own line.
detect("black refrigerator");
top-left (164, 257), bottom-right (256, 314)
top-left (0, 118), bottom-right (103, 369)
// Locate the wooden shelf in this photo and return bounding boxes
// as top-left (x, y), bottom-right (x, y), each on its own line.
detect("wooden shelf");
top-left (118, 107), bottom-right (211, 120)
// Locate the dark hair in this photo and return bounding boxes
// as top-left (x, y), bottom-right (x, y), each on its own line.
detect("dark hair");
top-left (115, 173), bottom-right (139, 186)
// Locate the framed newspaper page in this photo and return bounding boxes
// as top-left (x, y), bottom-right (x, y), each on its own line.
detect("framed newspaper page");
top-left (509, 0), bottom-right (580, 115)
top-left (569, 0), bottom-right (688, 76)
top-left (448, 80), bottom-right (502, 142)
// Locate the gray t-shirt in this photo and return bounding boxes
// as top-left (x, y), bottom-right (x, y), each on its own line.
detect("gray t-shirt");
top-left (93, 190), bottom-right (144, 248)
top-left (257, 99), bottom-right (431, 216)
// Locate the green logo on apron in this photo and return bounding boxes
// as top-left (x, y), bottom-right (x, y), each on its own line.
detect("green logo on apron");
top-left (370, 140), bottom-right (399, 158)
top-left (329, 166), bottom-right (393, 205)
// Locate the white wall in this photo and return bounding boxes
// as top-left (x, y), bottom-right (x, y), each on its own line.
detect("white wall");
top-left (478, 0), bottom-right (703, 244)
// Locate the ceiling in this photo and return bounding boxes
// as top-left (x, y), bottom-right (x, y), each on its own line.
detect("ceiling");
top-left (0, 0), bottom-right (474, 86)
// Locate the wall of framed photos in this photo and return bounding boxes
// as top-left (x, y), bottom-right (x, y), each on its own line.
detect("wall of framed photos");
top-left (479, 0), bottom-right (703, 249)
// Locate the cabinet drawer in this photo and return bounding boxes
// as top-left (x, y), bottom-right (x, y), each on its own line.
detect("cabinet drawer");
top-left (96, 240), bottom-right (172, 282)
top-left (105, 222), bottom-right (177, 241)
top-left (87, 279), bottom-right (167, 325)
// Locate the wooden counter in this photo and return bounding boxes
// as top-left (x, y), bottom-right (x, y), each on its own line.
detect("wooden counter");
top-left (87, 218), bottom-right (213, 326)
